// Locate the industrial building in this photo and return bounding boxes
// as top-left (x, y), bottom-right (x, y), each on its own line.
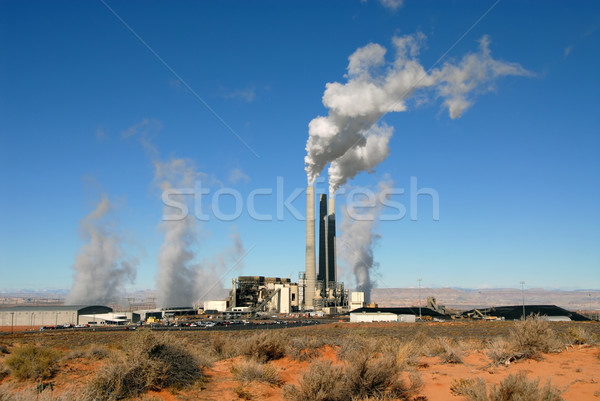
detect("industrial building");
top-left (0, 305), bottom-right (135, 326)
top-left (226, 276), bottom-right (299, 314)
top-left (459, 305), bottom-right (590, 321)
top-left (349, 307), bottom-right (447, 323)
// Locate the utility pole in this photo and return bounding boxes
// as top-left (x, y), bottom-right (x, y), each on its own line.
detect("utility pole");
top-left (418, 278), bottom-right (422, 321)
top-left (589, 293), bottom-right (593, 321)
top-left (520, 281), bottom-right (526, 319)
top-left (10, 312), bottom-right (14, 334)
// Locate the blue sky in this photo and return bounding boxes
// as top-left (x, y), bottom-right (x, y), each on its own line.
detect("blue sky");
top-left (1, 0), bottom-right (599, 293)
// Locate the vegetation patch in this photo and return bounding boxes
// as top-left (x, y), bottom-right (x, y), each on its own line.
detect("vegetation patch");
top-left (4, 345), bottom-right (61, 381)
top-left (451, 372), bottom-right (563, 401)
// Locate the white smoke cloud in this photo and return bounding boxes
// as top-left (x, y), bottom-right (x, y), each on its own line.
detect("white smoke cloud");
top-left (305, 33), bottom-right (530, 187)
top-left (328, 123), bottom-right (393, 193)
top-left (154, 157), bottom-right (200, 308)
top-left (434, 35), bottom-right (533, 119)
top-left (66, 196), bottom-right (137, 305)
top-left (195, 231), bottom-right (245, 303)
top-left (338, 180), bottom-right (393, 303)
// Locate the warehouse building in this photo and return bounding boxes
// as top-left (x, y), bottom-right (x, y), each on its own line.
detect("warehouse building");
top-left (0, 305), bottom-right (115, 327)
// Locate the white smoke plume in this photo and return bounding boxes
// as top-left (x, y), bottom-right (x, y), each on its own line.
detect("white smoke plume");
top-left (338, 180), bottom-right (393, 303)
top-left (306, 33), bottom-right (530, 188)
top-left (195, 231), bottom-right (245, 302)
top-left (328, 124), bottom-right (393, 193)
top-left (154, 158), bottom-right (200, 308)
top-left (153, 157), bottom-right (245, 308)
top-left (66, 196), bottom-right (137, 305)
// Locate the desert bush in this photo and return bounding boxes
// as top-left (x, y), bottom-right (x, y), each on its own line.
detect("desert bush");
top-left (285, 352), bottom-right (423, 401)
top-left (287, 336), bottom-right (328, 361)
top-left (563, 326), bottom-right (597, 346)
top-left (83, 331), bottom-right (204, 400)
top-left (337, 334), bottom-right (379, 361)
top-left (0, 384), bottom-right (82, 401)
top-left (283, 360), bottom-right (347, 401)
top-left (505, 315), bottom-right (562, 360)
top-left (230, 359), bottom-right (282, 385)
top-left (426, 338), bottom-right (463, 364)
top-left (4, 345), bottom-right (61, 381)
top-left (344, 351), bottom-right (398, 398)
top-left (451, 372), bottom-right (563, 401)
top-left (0, 345), bottom-right (9, 355)
top-left (486, 338), bottom-right (512, 366)
top-left (209, 334), bottom-right (238, 360)
top-left (238, 331), bottom-right (287, 363)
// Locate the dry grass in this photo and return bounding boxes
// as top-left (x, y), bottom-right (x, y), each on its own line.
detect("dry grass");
top-left (4, 345), bottom-right (61, 381)
top-left (284, 349), bottom-right (423, 401)
top-left (82, 331), bottom-right (205, 400)
top-left (451, 372), bottom-right (563, 401)
top-left (283, 360), bottom-right (347, 401)
top-left (237, 331), bottom-right (287, 363)
top-left (562, 326), bottom-right (597, 346)
top-left (0, 384), bottom-right (82, 401)
top-left (230, 359), bottom-right (282, 385)
top-left (426, 338), bottom-right (464, 364)
top-left (286, 336), bottom-right (329, 361)
top-left (486, 315), bottom-right (563, 365)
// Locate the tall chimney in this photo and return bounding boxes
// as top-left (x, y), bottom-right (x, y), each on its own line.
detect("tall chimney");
top-left (327, 194), bottom-right (337, 283)
top-left (305, 186), bottom-right (316, 309)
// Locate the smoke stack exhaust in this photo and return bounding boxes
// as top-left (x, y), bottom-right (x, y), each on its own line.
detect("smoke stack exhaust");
top-left (305, 186), bottom-right (316, 308)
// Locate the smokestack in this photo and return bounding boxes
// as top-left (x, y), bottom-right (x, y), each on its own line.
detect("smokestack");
top-left (318, 194), bottom-right (328, 286)
top-left (305, 186), bottom-right (316, 308)
top-left (328, 195), bottom-right (337, 283)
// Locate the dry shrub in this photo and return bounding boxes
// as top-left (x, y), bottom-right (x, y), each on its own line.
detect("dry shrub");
top-left (209, 334), bottom-right (238, 360)
top-left (283, 360), bottom-right (347, 401)
top-left (4, 345), bottom-right (61, 381)
top-left (284, 352), bottom-right (423, 401)
top-left (238, 331), bottom-right (287, 363)
top-left (0, 345), bottom-right (9, 355)
top-left (344, 351), bottom-right (399, 398)
top-left (451, 372), bottom-right (563, 401)
top-left (64, 345), bottom-right (110, 361)
top-left (562, 326), bottom-right (597, 346)
top-left (0, 383), bottom-right (82, 401)
top-left (486, 338), bottom-right (512, 366)
top-left (337, 334), bottom-right (379, 361)
top-left (507, 315), bottom-right (561, 359)
top-left (82, 331), bottom-right (204, 400)
top-left (426, 338), bottom-right (463, 364)
top-left (287, 336), bottom-right (328, 361)
top-left (230, 359), bottom-right (282, 385)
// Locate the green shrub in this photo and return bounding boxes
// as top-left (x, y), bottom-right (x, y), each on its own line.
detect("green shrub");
top-left (4, 345), bottom-right (61, 381)
top-left (230, 359), bottom-right (282, 385)
top-left (451, 372), bottom-right (564, 401)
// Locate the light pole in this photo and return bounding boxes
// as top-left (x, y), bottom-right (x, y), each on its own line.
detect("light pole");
top-left (589, 293), bottom-right (593, 321)
top-left (10, 312), bottom-right (14, 334)
top-left (418, 278), bottom-right (422, 321)
top-left (520, 281), bottom-right (525, 319)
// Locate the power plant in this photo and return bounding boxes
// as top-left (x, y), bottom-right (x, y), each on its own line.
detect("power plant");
top-left (211, 186), bottom-right (349, 315)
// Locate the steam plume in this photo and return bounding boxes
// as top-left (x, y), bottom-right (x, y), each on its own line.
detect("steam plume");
top-left (154, 157), bottom-right (245, 308)
top-left (154, 158), bottom-right (199, 308)
top-left (305, 33), bottom-right (530, 187)
top-left (66, 196), bottom-right (137, 305)
top-left (338, 180), bottom-right (392, 303)
top-left (195, 231), bottom-right (245, 302)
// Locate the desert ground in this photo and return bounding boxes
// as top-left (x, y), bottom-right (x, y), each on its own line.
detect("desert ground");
top-left (0, 320), bottom-right (599, 400)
